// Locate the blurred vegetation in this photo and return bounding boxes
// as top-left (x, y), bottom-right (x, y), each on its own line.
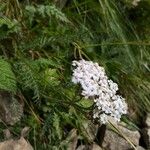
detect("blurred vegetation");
top-left (0, 0), bottom-right (149, 149)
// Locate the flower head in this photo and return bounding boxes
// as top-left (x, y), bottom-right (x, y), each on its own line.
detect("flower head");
top-left (72, 59), bottom-right (128, 124)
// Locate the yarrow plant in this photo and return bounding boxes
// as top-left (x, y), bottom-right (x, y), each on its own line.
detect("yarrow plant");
top-left (72, 59), bottom-right (127, 124)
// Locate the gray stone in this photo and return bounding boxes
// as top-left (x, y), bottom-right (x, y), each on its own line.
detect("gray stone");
top-left (0, 137), bottom-right (33, 150)
top-left (76, 144), bottom-right (102, 150)
top-left (76, 145), bottom-right (86, 150)
top-left (118, 125), bottom-right (140, 146)
top-left (91, 144), bottom-right (102, 150)
top-left (102, 124), bottom-right (140, 150)
top-left (54, 0), bottom-right (68, 9)
top-left (81, 121), bottom-right (98, 142)
top-left (145, 113), bottom-right (150, 127)
top-left (0, 91), bottom-right (23, 125)
top-left (66, 129), bottom-right (78, 150)
top-left (3, 129), bottom-right (12, 139)
top-left (135, 146), bottom-right (146, 150)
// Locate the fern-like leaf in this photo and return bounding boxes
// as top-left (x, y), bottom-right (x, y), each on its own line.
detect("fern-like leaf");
top-left (25, 4), bottom-right (69, 23)
top-left (0, 58), bottom-right (17, 92)
top-left (0, 17), bottom-right (20, 39)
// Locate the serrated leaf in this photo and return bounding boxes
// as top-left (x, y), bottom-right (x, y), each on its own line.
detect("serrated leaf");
top-left (44, 68), bottom-right (60, 86)
top-left (77, 98), bottom-right (94, 108)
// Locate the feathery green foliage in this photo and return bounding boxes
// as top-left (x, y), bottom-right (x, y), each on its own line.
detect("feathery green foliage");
top-left (25, 4), bottom-right (69, 23)
top-left (0, 58), bottom-right (16, 92)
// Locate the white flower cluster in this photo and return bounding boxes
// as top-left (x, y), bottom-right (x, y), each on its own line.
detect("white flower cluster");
top-left (72, 59), bottom-right (127, 124)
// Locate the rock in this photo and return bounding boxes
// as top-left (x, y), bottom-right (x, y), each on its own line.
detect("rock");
top-left (0, 91), bottom-right (23, 125)
top-left (81, 120), bottom-right (98, 142)
top-left (118, 125), bottom-right (140, 146)
top-left (3, 129), bottom-right (12, 139)
top-left (91, 144), bottom-right (102, 150)
top-left (21, 127), bottom-right (30, 137)
top-left (102, 129), bottom-right (131, 150)
top-left (0, 127), bottom-right (33, 150)
top-left (135, 146), bottom-right (146, 150)
top-left (54, 0), bottom-right (68, 9)
top-left (102, 124), bottom-right (140, 150)
top-left (76, 145), bottom-right (86, 150)
top-left (76, 144), bottom-right (102, 150)
top-left (66, 129), bottom-right (78, 150)
top-left (141, 128), bottom-right (150, 149)
top-left (0, 137), bottom-right (33, 150)
top-left (145, 113), bottom-right (150, 127)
